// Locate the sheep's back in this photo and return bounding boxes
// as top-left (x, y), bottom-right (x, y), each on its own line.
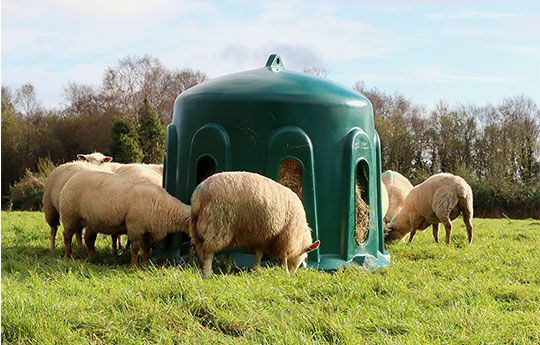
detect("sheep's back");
top-left (59, 170), bottom-right (131, 230)
top-left (46, 162), bottom-right (105, 210)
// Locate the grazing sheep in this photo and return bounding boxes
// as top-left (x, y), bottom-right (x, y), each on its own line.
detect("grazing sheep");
top-left (190, 171), bottom-right (320, 278)
top-left (384, 173), bottom-right (473, 244)
top-left (59, 170), bottom-right (190, 264)
top-left (381, 170), bottom-right (414, 224)
top-left (43, 154), bottom-right (113, 251)
top-left (96, 163), bottom-right (164, 254)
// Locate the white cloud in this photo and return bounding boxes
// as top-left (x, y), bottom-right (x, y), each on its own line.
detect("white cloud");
top-left (425, 10), bottom-right (519, 20)
top-left (354, 64), bottom-right (514, 84)
top-left (490, 45), bottom-right (540, 58)
top-left (408, 64), bottom-right (514, 83)
top-left (444, 27), bottom-right (510, 38)
top-left (451, 10), bottom-right (519, 19)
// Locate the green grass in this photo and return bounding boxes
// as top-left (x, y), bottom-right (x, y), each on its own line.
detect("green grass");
top-left (2, 211), bottom-right (540, 344)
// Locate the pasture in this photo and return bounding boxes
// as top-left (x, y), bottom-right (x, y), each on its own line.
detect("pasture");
top-left (2, 211), bottom-right (539, 344)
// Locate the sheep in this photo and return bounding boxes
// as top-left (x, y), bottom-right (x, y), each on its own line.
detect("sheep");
top-left (43, 153), bottom-right (114, 251)
top-left (381, 170), bottom-right (414, 224)
top-left (384, 173), bottom-right (474, 244)
top-left (59, 170), bottom-right (190, 264)
top-left (190, 171), bottom-right (320, 278)
top-left (94, 163), bottom-right (164, 254)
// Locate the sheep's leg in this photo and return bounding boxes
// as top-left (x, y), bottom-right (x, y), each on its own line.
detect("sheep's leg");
top-left (117, 235), bottom-right (124, 250)
top-left (432, 223), bottom-right (440, 243)
top-left (463, 211), bottom-right (474, 244)
top-left (442, 218), bottom-right (453, 244)
top-left (76, 229), bottom-right (84, 248)
top-left (45, 205), bottom-right (60, 251)
top-left (408, 229), bottom-right (417, 244)
top-left (84, 230), bottom-right (98, 257)
top-left (200, 252), bottom-right (214, 279)
top-left (111, 235), bottom-right (119, 256)
top-left (63, 226), bottom-right (79, 259)
top-left (142, 238), bottom-right (151, 264)
top-left (130, 239), bottom-right (141, 266)
top-left (281, 258), bottom-right (290, 274)
top-left (50, 225), bottom-right (58, 251)
top-left (254, 250), bottom-right (263, 269)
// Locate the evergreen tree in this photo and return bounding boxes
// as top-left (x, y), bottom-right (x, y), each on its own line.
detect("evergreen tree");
top-left (137, 97), bottom-right (165, 163)
top-left (109, 116), bottom-right (143, 163)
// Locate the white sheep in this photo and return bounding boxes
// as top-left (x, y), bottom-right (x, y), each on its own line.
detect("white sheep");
top-left (59, 170), bottom-right (190, 264)
top-left (384, 173), bottom-right (474, 244)
top-left (190, 171), bottom-right (320, 278)
top-left (43, 153), bottom-right (114, 250)
top-left (94, 163), bottom-right (164, 254)
top-left (381, 170), bottom-right (414, 224)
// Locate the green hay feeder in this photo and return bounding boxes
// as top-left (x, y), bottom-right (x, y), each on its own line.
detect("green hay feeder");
top-left (158, 54), bottom-right (389, 269)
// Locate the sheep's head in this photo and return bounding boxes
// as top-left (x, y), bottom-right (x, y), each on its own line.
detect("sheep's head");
top-left (77, 152), bottom-right (113, 165)
top-left (288, 240), bottom-right (320, 273)
top-left (384, 223), bottom-right (407, 242)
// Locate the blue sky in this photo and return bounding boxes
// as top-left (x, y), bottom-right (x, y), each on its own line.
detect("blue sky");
top-left (2, 0), bottom-right (539, 108)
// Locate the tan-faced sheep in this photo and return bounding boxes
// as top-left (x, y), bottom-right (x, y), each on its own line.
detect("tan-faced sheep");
top-left (59, 170), bottom-right (190, 264)
top-left (384, 173), bottom-right (473, 244)
top-left (43, 153), bottom-right (114, 251)
top-left (190, 171), bottom-right (320, 278)
top-left (382, 170), bottom-right (414, 224)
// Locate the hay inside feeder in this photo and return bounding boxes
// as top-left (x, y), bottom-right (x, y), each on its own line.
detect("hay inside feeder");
top-left (278, 158), bottom-right (370, 245)
top-left (355, 180), bottom-right (370, 245)
top-left (278, 159), bottom-right (303, 199)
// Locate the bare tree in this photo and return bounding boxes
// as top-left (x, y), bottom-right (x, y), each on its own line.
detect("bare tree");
top-left (100, 55), bottom-right (207, 124)
top-left (14, 83), bottom-right (41, 117)
top-left (62, 82), bottom-right (101, 116)
top-left (303, 66), bottom-right (328, 78)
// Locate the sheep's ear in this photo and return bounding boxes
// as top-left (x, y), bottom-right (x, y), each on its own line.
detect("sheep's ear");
top-left (304, 240), bottom-right (320, 254)
top-left (103, 156), bottom-right (113, 163)
top-left (77, 154), bottom-right (87, 161)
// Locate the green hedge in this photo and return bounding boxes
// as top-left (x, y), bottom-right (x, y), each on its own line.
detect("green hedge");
top-left (472, 181), bottom-right (540, 219)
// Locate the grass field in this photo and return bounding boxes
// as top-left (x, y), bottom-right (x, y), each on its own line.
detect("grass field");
top-left (2, 211), bottom-right (540, 344)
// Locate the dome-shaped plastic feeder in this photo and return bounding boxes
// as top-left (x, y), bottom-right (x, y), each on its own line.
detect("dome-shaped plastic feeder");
top-left (158, 54), bottom-right (390, 270)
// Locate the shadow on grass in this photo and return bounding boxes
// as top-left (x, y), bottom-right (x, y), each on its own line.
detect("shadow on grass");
top-left (1, 242), bottom-right (258, 280)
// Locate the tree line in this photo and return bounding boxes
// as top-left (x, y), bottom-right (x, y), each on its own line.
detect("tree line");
top-left (2, 55), bottom-right (539, 218)
top-left (355, 82), bottom-right (540, 218)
